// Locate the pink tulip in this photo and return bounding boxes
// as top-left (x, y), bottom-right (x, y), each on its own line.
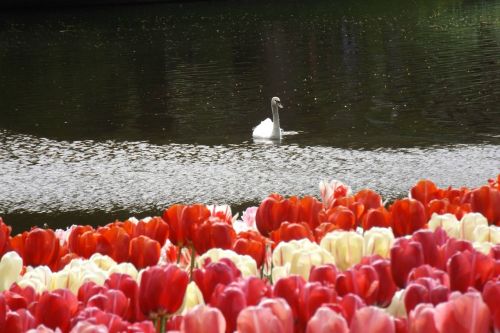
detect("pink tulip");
top-left (105, 273), bottom-right (144, 322)
top-left (193, 258), bottom-right (241, 303)
top-left (408, 303), bottom-right (439, 333)
top-left (180, 305), bottom-right (226, 333)
top-left (336, 265), bottom-right (379, 305)
top-left (350, 306), bottom-right (395, 333)
top-left (237, 306), bottom-right (287, 333)
top-left (391, 238), bottom-right (424, 288)
top-left (5, 309), bottom-right (36, 333)
top-left (258, 298), bottom-right (294, 333)
top-left (483, 279), bottom-right (500, 331)
top-left (339, 293), bottom-right (366, 325)
top-left (404, 278), bottom-right (449, 313)
top-left (210, 284), bottom-right (247, 333)
top-left (434, 292), bottom-right (490, 333)
top-left (309, 264), bottom-right (338, 287)
top-left (306, 306), bottom-right (348, 333)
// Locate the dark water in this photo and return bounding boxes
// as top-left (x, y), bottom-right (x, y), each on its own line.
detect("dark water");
top-left (0, 0), bottom-right (499, 233)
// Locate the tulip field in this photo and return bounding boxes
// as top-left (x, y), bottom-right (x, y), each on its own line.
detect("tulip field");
top-left (0, 175), bottom-right (499, 333)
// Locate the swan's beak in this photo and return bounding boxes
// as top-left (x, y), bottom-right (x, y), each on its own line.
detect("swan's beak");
top-left (278, 102), bottom-right (283, 109)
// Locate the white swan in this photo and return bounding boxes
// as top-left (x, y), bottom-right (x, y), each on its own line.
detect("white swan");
top-left (252, 97), bottom-right (284, 140)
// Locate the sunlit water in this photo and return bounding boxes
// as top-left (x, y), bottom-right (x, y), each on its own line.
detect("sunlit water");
top-left (0, 0), bottom-right (499, 231)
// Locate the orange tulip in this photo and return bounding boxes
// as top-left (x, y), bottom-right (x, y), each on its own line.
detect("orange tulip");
top-left (362, 207), bottom-right (391, 230)
top-left (129, 236), bottom-right (160, 269)
top-left (256, 194), bottom-right (299, 237)
top-left (232, 230), bottom-right (266, 267)
top-left (193, 219), bottom-right (236, 255)
top-left (468, 186), bottom-right (500, 225)
top-left (98, 225), bottom-right (130, 263)
top-left (390, 198), bottom-right (427, 237)
top-left (163, 204), bottom-right (211, 247)
top-left (134, 217), bottom-right (169, 246)
top-left (411, 180), bottom-right (441, 206)
top-left (0, 218), bottom-right (11, 257)
top-left (270, 222), bottom-right (314, 244)
top-left (319, 206), bottom-right (356, 231)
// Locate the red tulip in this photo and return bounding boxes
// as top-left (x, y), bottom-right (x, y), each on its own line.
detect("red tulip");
top-left (340, 293), bottom-right (366, 325)
top-left (482, 279), bottom-right (500, 332)
top-left (411, 230), bottom-right (444, 269)
top-left (134, 216), bottom-right (169, 246)
top-left (139, 264), bottom-right (189, 316)
top-left (35, 289), bottom-right (78, 332)
top-left (407, 265), bottom-right (450, 287)
top-left (336, 265), bottom-right (379, 305)
top-left (306, 306), bottom-right (348, 333)
top-left (68, 226), bottom-right (110, 259)
top-left (105, 273), bottom-right (144, 322)
top-left (270, 222), bottom-right (314, 243)
top-left (404, 278), bottom-right (449, 313)
top-left (296, 196), bottom-right (323, 229)
top-left (0, 218), bottom-right (11, 257)
top-left (370, 259), bottom-right (398, 307)
top-left (362, 207), bottom-right (391, 230)
top-left (12, 228), bottom-right (61, 269)
top-left (5, 309), bottom-right (36, 333)
top-left (433, 292), bottom-right (490, 333)
top-left (273, 275), bottom-right (306, 320)
top-left (314, 222), bottom-right (339, 242)
top-left (181, 305), bottom-right (226, 333)
top-left (390, 238), bottom-right (425, 288)
top-left (87, 289), bottom-right (129, 318)
top-left (411, 180), bottom-right (441, 206)
top-left (193, 219), bottom-right (236, 255)
top-left (256, 194), bottom-right (299, 236)
top-left (309, 264), bottom-right (338, 287)
top-left (468, 185), bottom-right (500, 225)
top-left (210, 284), bottom-right (247, 333)
top-left (408, 303), bottom-right (439, 333)
top-left (162, 204), bottom-right (211, 247)
top-left (320, 206), bottom-right (356, 231)
top-left (129, 235), bottom-right (160, 269)
top-left (447, 249), bottom-right (495, 292)
top-left (350, 306), bottom-right (395, 333)
top-left (193, 258), bottom-right (241, 303)
top-left (233, 230), bottom-right (266, 267)
top-left (390, 199), bottom-right (427, 237)
top-left (298, 282), bottom-right (337, 329)
top-left (98, 225), bottom-right (130, 263)
top-left (78, 281), bottom-right (107, 305)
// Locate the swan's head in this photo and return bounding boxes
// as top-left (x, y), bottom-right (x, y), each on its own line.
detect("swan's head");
top-left (271, 97), bottom-right (283, 109)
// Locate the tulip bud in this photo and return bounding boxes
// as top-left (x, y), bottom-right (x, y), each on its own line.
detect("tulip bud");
top-left (0, 251), bottom-right (23, 291)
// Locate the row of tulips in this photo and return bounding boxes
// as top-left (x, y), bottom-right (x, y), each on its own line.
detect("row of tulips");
top-left (0, 174), bottom-right (498, 332)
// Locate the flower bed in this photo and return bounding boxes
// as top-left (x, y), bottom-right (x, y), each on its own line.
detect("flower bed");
top-left (0, 175), bottom-right (498, 333)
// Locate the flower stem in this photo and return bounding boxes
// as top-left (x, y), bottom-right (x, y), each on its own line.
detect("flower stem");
top-left (176, 246), bottom-right (182, 264)
top-left (160, 315), bottom-right (166, 333)
top-left (189, 244), bottom-right (196, 281)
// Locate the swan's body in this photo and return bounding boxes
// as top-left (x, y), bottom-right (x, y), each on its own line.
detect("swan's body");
top-left (252, 97), bottom-right (284, 140)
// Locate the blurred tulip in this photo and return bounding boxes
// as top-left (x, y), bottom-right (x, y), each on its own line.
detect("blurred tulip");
top-left (180, 304), bottom-right (225, 333)
top-left (255, 194), bottom-right (297, 237)
top-left (0, 251), bottom-right (23, 292)
top-left (12, 228), bottom-right (61, 270)
top-left (427, 214), bottom-right (460, 238)
top-left (232, 230), bottom-right (266, 267)
top-left (193, 219), bottom-right (236, 255)
top-left (105, 273), bottom-right (143, 322)
top-left (319, 179), bottom-right (351, 209)
top-left (320, 231), bottom-right (363, 271)
top-left (0, 218), bottom-right (11, 257)
top-left (87, 289), bottom-right (129, 318)
top-left (139, 264), bottom-right (189, 316)
top-left (390, 199), bottom-right (426, 237)
top-left (336, 265), bottom-right (379, 305)
top-left (314, 222), bottom-right (339, 242)
top-left (273, 275), bottom-right (306, 320)
top-left (162, 204), bottom-right (211, 247)
top-left (410, 180), bottom-right (441, 206)
top-left (197, 248), bottom-right (258, 278)
top-left (210, 284), bottom-right (247, 333)
top-left (178, 281), bottom-right (204, 314)
top-left (385, 290), bottom-right (406, 318)
top-left (17, 266), bottom-right (52, 293)
top-left (134, 216), bottom-right (169, 246)
top-left (35, 289), bottom-right (78, 332)
top-left (407, 265), bottom-right (449, 287)
top-left (270, 222), bottom-right (314, 244)
top-left (482, 280), bottom-right (500, 332)
top-left (306, 306), bottom-right (348, 333)
top-left (408, 303), bottom-right (438, 333)
top-left (237, 306), bottom-right (287, 333)
top-left (324, 206), bottom-right (357, 231)
top-left (468, 186), bottom-right (500, 225)
top-left (404, 278), bottom-right (449, 313)
top-left (411, 230), bottom-right (444, 269)
top-left (363, 227), bottom-right (394, 258)
top-left (258, 298), bottom-right (294, 333)
top-left (472, 224), bottom-right (500, 243)
top-left (350, 306), bottom-right (395, 333)
top-left (97, 226), bottom-right (130, 263)
top-left (5, 309), bottom-right (36, 333)
top-left (459, 212), bottom-right (488, 241)
top-left (193, 258), bottom-right (241, 303)
top-left (70, 321), bottom-right (109, 333)
top-left (390, 238), bottom-right (424, 288)
top-left (297, 282), bottom-right (337, 329)
top-left (309, 264), bottom-right (337, 287)
top-left (362, 207), bottom-right (391, 230)
top-left (447, 249), bottom-right (495, 292)
top-left (433, 291), bottom-right (490, 333)
top-left (129, 236), bottom-right (160, 269)
top-left (297, 196), bottom-right (324, 230)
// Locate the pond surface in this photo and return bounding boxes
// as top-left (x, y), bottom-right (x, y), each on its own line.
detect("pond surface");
top-left (0, 0), bottom-right (499, 233)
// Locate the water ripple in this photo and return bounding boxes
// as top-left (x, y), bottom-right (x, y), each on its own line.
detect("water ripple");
top-left (1, 130), bottom-right (498, 214)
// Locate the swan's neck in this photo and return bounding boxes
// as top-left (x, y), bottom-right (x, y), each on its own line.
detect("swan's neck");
top-left (271, 104), bottom-right (281, 138)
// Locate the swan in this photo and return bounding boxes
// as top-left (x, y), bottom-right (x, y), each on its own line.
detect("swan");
top-left (252, 97), bottom-right (284, 140)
